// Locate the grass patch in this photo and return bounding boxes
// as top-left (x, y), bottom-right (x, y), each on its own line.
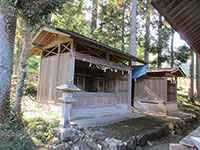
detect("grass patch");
top-left (0, 113), bottom-right (59, 150)
top-left (177, 94), bottom-right (200, 115)
top-left (0, 114), bottom-right (36, 150)
top-left (26, 117), bottom-right (59, 146)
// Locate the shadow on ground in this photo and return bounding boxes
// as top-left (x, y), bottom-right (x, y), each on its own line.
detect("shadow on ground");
top-left (0, 113), bottom-right (59, 150)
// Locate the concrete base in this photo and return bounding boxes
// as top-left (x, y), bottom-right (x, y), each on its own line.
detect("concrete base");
top-left (180, 127), bottom-right (200, 148)
top-left (71, 104), bottom-right (144, 127)
top-left (134, 100), bottom-right (178, 115)
top-left (24, 102), bottom-right (144, 128)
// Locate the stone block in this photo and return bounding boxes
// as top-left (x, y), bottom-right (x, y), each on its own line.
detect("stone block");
top-left (127, 136), bottom-right (137, 150)
top-left (59, 128), bottom-right (81, 143)
top-left (103, 138), bottom-right (126, 150)
top-left (53, 143), bottom-right (65, 150)
top-left (169, 144), bottom-right (196, 150)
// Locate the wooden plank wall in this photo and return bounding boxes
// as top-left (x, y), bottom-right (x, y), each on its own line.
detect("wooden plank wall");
top-left (38, 53), bottom-right (129, 108)
top-left (73, 75), bottom-right (129, 108)
top-left (38, 55), bottom-right (58, 103)
top-left (134, 78), bottom-right (168, 103)
top-left (38, 52), bottom-right (74, 103)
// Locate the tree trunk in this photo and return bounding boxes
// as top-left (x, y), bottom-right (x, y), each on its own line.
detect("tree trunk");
top-left (121, 0), bottom-right (127, 51)
top-left (196, 53), bottom-right (200, 99)
top-left (129, 0), bottom-right (137, 107)
top-left (91, 0), bottom-right (98, 33)
top-left (130, 0), bottom-right (137, 57)
top-left (170, 29), bottom-right (174, 68)
top-left (157, 15), bottom-right (162, 68)
top-left (190, 51), bottom-right (195, 103)
top-left (144, 0), bottom-right (151, 67)
top-left (0, 7), bottom-right (16, 121)
top-left (14, 21), bottom-right (32, 115)
top-left (14, 39), bottom-right (22, 76)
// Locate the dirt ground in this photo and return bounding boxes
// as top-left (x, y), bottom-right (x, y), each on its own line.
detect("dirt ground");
top-left (144, 119), bottom-right (200, 150)
top-left (88, 116), bottom-right (168, 141)
top-left (86, 113), bottom-right (199, 150)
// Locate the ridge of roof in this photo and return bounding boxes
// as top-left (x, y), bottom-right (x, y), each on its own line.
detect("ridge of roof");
top-left (34, 25), bottom-right (146, 64)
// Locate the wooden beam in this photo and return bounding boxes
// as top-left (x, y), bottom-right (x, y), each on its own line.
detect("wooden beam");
top-left (75, 39), bottom-right (131, 61)
top-left (61, 42), bottom-right (72, 53)
top-left (174, 2), bottom-right (199, 27)
top-left (45, 45), bottom-right (58, 57)
top-left (168, 0), bottom-right (188, 18)
top-left (75, 52), bottom-right (130, 71)
top-left (81, 44), bottom-right (105, 58)
top-left (32, 26), bottom-right (71, 44)
top-left (178, 11), bottom-right (200, 33)
top-left (166, 0), bottom-right (180, 11)
top-left (183, 23), bottom-right (200, 40)
top-left (43, 37), bottom-right (71, 50)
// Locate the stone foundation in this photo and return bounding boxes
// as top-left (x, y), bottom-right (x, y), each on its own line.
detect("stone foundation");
top-left (50, 124), bottom-right (169, 150)
top-left (134, 101), bottom-right (178, 115)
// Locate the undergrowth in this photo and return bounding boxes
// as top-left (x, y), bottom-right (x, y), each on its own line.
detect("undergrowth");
top-left (0, 112), bottom-right (59, 150)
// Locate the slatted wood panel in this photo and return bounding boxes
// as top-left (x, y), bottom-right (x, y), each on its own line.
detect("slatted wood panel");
top-left (38, 53), bottom-right (129, 108)
top-left (167, 82), bottom-right (177, 102)
top-left (73, 75), bottom-right (129, 108)
top-left (38, 52), bottom-right (74, 103)
top-left (38, 55), bottom-right (58, 102)
top-left (56, 53), bottom-right (75, 101)
top-left (135, 78), bottom-right (168, 103)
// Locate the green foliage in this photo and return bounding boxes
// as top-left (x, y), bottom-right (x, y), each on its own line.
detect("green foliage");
top-left (94, 0), bottom-right (131, 51)
top-left (27, 56), bottom-right (40, 74)
top-left (52, 0), bottom-right (132, 52)
top-left (16, 0), bottom-right (66, 25)
top-left (0, 113), bottom-right (36, 150)
top-left (0, 0), bottom-right (16, 8)
top-left (26, 118), bottom-right (59, 144)
top-left (24, 83), bottom-right (37, 98)
top-left (174, 45), bottom-right (190, 66)
top-left (0, 113), bottom-right (59, 149)
top-left (52, 0), bottom-right (90, 35)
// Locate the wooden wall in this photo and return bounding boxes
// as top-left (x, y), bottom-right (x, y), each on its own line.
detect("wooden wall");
top-left (38, 53), bottom-right (130, 108)
top-left (134, 78), bottom-right (168, 103)
top-left (38, 52), bottom-right (74, 103)
top-left (73, 75), bottom-right (129, 108)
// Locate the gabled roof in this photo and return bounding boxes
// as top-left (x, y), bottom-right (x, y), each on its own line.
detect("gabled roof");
top-left (31, 26), bottom-right (146, 64)
top-left (152, 0), bottom-right (200, 53)
top-left (133, 66), bottom-right (186, 80)
top-left (146, 67), bottom-right (186, 78)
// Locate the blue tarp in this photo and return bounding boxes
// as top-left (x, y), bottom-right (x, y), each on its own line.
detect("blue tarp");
top-left (132, 65), bottom-right (148, 79)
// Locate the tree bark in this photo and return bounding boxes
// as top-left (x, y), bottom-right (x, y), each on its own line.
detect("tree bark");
top-left (129, 0), bottom-right (137, 107)
top-left (14, 21), bottom-right (32, 115)
top-left (196, 53), bottom-right (200, 99)
top-left (91, 0), bottom-right (98, 33)
top-left (157, 15), bottom-right (162, 68)
top-left (170, 29), bottom-right (174, 68)
top-left (130, 0), bottom-right (137, 57)
top-left (121, 0), bottom-right (127, 51)
top-left (144, 0), bottom-right (151, 67)
top-left (0, 7), bottom-right (16, 121)
top-left (190, 51), bottom-right (194, 103)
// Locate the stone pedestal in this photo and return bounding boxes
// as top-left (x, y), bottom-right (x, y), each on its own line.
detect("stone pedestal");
top-left (57, 82), bottom-right (81, 128)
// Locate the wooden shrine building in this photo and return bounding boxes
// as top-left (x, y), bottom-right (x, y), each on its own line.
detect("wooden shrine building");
top-left (133, 67), bottom-right (186, 114)
top-left (31, 26), bottom-right (145, 110)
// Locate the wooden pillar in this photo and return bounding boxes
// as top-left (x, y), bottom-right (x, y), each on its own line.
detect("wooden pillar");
top-left (196, 53), bottom-right (200, 99)
top-left (128, 60), bottom-right (132, 108)
top-left (69, 40), bottom-right (75, 83)
top-left (190, 51), bottom-right (194, 102)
